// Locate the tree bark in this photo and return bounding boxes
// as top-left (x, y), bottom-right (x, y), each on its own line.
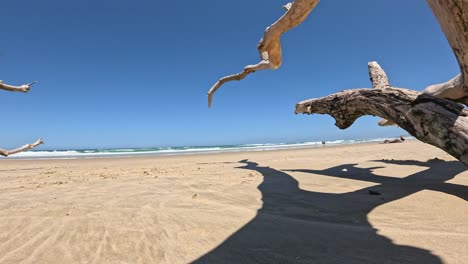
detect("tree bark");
top-left (295, 0), bottom-right (468, 165)
top-left (378, 0), bottom-right (468, 125)
top-left (206, 0), bottom-right (468, 164)
top-left (296, 62), bottom-right (468, 165)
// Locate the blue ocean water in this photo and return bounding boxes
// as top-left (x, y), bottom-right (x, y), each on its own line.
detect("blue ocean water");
top-left (3, 137), bottom-right (414, 160)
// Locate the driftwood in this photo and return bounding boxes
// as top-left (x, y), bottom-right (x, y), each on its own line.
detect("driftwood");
top-left (297, 0), bottom-right (468, 165)
top-left (0, 138), bottom-right (43, 157)
top-left (422, 0), bottom-right (468, 104)
top-left (379, 0), bottom-right (468, 127)
top-left (0, 80), bottom-right (43, 156)
top-left (0, 80), bottom-right (37, 93)
top-left (207, 0), bottom-right (320, 107)
top-left (207, 0), bottom-right (468, 165)
top-left (296, 62), bottom-right (468, 165)
top-left (207, 0), bottom-right (467, 106)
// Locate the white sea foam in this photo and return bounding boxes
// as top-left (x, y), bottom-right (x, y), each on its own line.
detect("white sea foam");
top-left (3, 137), bottom-right (414, 159)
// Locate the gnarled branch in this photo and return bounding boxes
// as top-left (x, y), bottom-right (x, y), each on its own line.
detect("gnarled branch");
top-left (206, 0), bottom-right (468, 164)
top-left (296, 0), bottom-right (468, 165)
top-left (207, 0), bottom-right (320, 107)
top-left (295, 89), bottom-right (468, 165)
top-left (296, 61), bottom-right (468, 165)
top-left (208, 0), bottom-right (468, 107)
top-left (0, 138), bottom-right (44, 157)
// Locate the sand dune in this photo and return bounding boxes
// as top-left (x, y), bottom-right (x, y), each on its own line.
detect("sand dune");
top-left (0, 141), bottom-right (466, 263)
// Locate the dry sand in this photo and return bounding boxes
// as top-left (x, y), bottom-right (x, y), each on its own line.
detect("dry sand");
top-left (0, 140), bottom-right (466, 264)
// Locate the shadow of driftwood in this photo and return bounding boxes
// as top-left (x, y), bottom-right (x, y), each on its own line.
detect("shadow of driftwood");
top-left (193, 159), bottom-right (467, 264)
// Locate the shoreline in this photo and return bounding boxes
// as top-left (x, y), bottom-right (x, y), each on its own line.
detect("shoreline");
top-left (1, 138), bottom-right (415, 161)
top-left (0, 140), bottom-right (466, 263)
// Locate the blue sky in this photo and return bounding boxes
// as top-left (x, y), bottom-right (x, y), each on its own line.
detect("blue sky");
top-left (0, 0), bottom-right (459, 149)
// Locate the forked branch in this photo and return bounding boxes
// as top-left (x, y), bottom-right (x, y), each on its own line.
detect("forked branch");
top-left (296, 62), bottom-right (468, 165)
top-left (296, 0), bottom-right (468, 165)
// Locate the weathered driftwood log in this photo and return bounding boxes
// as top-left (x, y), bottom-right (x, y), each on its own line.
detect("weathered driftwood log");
top-left (379, 0), bottom-right (468, 127)
top-left (1, 80), bottom-right (43, 156)
top-left (297, 0), bottom-right (468, 165)
top-left (207, 0), bottom-right (320, 107)
top-left (296, 62), bottom-right (468, 165)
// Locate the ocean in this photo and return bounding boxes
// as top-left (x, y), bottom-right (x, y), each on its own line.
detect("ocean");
top-left (2, 137), bottom-right (414, 160)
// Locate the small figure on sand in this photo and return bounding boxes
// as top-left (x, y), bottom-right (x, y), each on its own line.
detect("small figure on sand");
top-left (382, 135), bottom-right (405, 144)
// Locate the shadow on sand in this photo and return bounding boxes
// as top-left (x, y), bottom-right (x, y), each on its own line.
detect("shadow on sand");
top-left (193, 159), bottom-right (467, 264)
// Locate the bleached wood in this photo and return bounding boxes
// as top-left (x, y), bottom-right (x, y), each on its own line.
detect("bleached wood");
top-left (0, 138), bottom-right (44, 157)
top-left (368, 61), bottom-right (390, 89)
top-left (206, 0), bottom-right (468, 164)
top-left (0, 80), bottom-right (37, 93)
top-left (295, 0), bottom-right (468, 164)
top-left (1, 79), bottom-right (42, 156)
top-left (423, 74), bottom-right (466, 104)
top-left (296, 87), bottom-right (468, 165)
top-left (208, 0), bottom-right (320, 107)
top-left (368, 61), bottom-right (396, 126)
top-left (423, 0), bottom-right (468, 103)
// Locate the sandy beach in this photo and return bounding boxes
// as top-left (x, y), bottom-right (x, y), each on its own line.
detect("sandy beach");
top-left (0, 140), bottom-right (466, 263)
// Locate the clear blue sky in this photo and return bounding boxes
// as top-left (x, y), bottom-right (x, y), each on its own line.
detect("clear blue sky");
top-left (0, 0), bottom-right (459, 149)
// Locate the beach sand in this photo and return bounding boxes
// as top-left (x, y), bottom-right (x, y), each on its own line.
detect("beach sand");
top-left (0, 140), bottom-right (466, 263)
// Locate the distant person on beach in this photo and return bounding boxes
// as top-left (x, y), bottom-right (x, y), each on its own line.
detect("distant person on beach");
top-left (382, 135), bottom-right (405, 144)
